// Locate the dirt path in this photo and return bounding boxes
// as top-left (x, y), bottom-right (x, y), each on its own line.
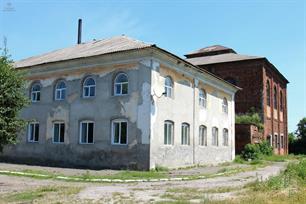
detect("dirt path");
top-left (0, 162), bottom-right (287, 203)
top-left (77, 162), bottom-right (287, 203)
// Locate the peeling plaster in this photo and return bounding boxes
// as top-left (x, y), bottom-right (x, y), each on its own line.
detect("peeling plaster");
top-left (120, 92), bottom-right (139, 123)
top-left (137, 82), bottom-right (151, 144)
top-left (46, 106), bottom-right (69, 142)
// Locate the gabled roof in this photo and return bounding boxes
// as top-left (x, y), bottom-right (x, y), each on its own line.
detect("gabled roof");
top-left (186, 53), bottom-right (264, 66)
top-left (14, 36), bottom-right (154, 68)
top-left (185, 45), bottom-right (236, 58)
top-left (14, 36), bottom-right (240, 91)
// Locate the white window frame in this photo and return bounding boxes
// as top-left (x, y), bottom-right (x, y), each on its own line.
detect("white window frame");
top-left (199, 89), bottom-right (207, 108)
top-left (31, 83), bottom-right (41, 102)
top-left (223, 128), bottom-right (229, 146)
top-left (112, 119), bottom-right (128, 145)
top-left (83, 77), bottom-right (96, 98)
top-left (27, 122), bottom-right (39, 142)
top-left (55, 81), bottom-right (66, 101)
top-left (164, 120), bottom-right (174, 145)
top-left (199, 125), bottom-right (207, 146)
top-left (53, 122), bottom-right (65, 143)
top-left (212, 127), bottom-right (219, 146)
top-left (164, 76), bottom-right (173, 98)
top-left (114, 73), bottom-right (128, 96)
top-left (222, 97), bottom-right (228, 114)
top-left (79, 121), bottom-right (95, 144)
top-left (181, 123), bottom-right (190, 145)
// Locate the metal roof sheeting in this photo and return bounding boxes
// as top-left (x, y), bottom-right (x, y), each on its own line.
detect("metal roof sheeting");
top-left (186, 53), bottom-right (264, 65)
top-left (14, 36), bottom-right (153, 68)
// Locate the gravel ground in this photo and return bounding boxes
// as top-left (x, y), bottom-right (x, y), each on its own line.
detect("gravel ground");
top-left (0, 162), bottom-right (248, 178)
top-left (0, 162), bottom-right (287, 203)
top-left (77, 162), bottom-right (287, 202)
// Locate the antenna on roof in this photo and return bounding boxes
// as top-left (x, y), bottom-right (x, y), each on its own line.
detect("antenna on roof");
top-left (77, 19), bottom-right (82, 44)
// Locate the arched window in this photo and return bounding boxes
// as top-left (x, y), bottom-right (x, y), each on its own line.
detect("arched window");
top-left (55, 81), bottom-right (66, 100)
top-left (222, 97), bottom-right (228, 113)
top-left (164, 120), bottom-right (174, 145)
top-left (114, 73), bottom-right (128, 96)
top-left (181, 123), bottom-right (190, 145)
top-left (266, 80), bottom-right (271, 106)
top-left (223, 128), bottom-right (229, 146)
top-left (199, 89), bottom-right (207, 108)
top-left (273, 86), bottom-right (277, 109)
top-left (83, 77), bottom-right (96, 98)
top-left (31, 83), bottom-right (41, 102)
top-left (212, 127), bottom-right (218, 146)
top-left (164, 76), bottom-right (173, 98)
top-left (199, 125), bottom-right (207, 146)
top-left (280, 90), bottom-right (283, 111)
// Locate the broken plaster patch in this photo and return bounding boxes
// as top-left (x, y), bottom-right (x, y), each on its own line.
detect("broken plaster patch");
top-left (120, 92), bottom-right (139, 123)
top-left (137, 82), bottom-right (151, 144)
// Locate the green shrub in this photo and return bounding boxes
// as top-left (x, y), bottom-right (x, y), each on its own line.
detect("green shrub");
top-left (242, 143), bottom-right (261, 160)
top-left (258, 140), bottom-right (273, 156)
top-left (241, 141), bottom-right (273, 161)
top-left (236, 112), bottom-right (264, 132)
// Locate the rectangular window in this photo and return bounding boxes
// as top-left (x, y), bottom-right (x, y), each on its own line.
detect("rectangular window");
top-left (80, 121), bottom-right (94, 144)
top-left (267, 135), bottom-right (272, 146)
top-left (164, 121), bottom-right (174, 145)
top-left (274, 134), bottom-right (278, 148)
top-left (181, 123), bottom-right (190, 145)
top-left (223, 128), bottom-right (229, 146)
top-left (28, 122), bottom-right (39, 142)
top-left (55, 89), bottom-right (66, 100)
top-left (212, 127), bottom-right (218, 146)
top-left (280, 135), bottom-right (284, 148)
top-left (112, 119), bottom-right (128, 145)
top-left (53, 122), bottom-right (65, 143)
top-left (199, 125), bottom-right (207, 146)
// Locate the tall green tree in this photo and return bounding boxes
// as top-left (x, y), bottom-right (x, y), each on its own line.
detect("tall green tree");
top-left (296, 117), bottom-right (306, 141)
top-left (0, 54), bottom-right (28, 151)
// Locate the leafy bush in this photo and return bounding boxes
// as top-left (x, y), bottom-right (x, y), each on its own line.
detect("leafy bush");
top-left (236, 112), bottom-right (264, 132)
top-left (241, 141), bottom-right (273, 161)
top-left (242, 143), bottom-right (261, 160)
top-left (258, 140), bottom-right (273, 156)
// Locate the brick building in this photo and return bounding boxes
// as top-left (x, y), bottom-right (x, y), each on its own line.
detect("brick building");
top-left (185, 45), bottom-right (289, 154)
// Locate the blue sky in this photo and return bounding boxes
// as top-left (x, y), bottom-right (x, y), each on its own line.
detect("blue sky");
top-left (0, 0), bottom-right (305, 132)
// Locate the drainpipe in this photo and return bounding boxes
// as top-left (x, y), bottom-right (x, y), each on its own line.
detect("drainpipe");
top-left (192, 78), bottom-right (198, 164)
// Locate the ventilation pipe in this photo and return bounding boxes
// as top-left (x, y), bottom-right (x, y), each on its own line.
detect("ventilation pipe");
top-left (77, 19), bottom-right (82, 44)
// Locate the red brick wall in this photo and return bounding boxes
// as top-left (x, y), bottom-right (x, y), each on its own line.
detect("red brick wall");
top-left (263, 63), bottom-right (288, 155)
top-left (200, 60), bottom-right (264, 115)
top-left (199, 59), bottom-right (288, 154)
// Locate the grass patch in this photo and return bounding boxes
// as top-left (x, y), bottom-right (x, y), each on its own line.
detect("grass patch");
top-left (2, 186), bottom-right (82, 203)
top-left (5, 186), bottom-right (58, 202)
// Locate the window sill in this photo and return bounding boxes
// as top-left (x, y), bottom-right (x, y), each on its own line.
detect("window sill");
top-left (111, 143), bottom-right (128, 146)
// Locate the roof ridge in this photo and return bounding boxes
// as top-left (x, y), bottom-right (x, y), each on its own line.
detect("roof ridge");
top-left (14, 35), bottom-right (153, 68)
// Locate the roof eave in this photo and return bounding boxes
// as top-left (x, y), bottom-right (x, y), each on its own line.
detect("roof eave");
top-left (150, 46), bottom-right (241, 92)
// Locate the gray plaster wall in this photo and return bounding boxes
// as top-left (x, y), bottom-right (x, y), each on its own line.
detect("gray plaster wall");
top-left (1, 52), bottom-right (153, 170)
top-left (149, 55), bottom-right (236, 169)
